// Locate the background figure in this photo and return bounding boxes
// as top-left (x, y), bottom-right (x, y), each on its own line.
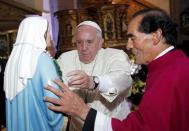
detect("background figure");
top-left (4, 16), bottom-right (64, 131)
top-left (57, 21), bottom-right (132, 131)
top-left (44, 8), bottom-right (189, 131)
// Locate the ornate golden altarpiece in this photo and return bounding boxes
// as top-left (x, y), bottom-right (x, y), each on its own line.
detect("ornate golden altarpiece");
top-left (55, 0), bottom-right (156, 53)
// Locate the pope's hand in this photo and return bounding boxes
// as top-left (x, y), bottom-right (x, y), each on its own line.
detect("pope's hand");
top-left (66, 70), bottom-right (94, 89)
top-left (44, 79), bottom-right (90, 121)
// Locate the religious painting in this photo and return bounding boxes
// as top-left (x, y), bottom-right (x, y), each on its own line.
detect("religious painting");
top-left (101, 5), bottom-right (116, 41)
top-left (115, 4), bottom-right (129, 40)
top-left (65, 16), bottom-right (77, 47)
top-left (65, 20), bottom-right (73, 37)
top-left (105, 14), bottom-right (114, 39)
top-left (56, 9), bottom-right (77, 51)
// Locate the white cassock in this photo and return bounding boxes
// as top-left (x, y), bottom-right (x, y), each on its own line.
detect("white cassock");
top-left (57, 48), bottom-right (132, 131)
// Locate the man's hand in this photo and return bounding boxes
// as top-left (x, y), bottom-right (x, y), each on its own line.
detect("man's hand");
top-left (67, 70), bottom-right (94, 89)
top-left (44, 79), bottom-right (90, 121)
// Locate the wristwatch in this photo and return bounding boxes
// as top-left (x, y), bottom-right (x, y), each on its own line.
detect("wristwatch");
top-left (93, 76), bottom-right (100, 89)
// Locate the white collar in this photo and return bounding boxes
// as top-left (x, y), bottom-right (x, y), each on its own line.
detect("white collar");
top-left (154, 46), bottom-right (174, 60)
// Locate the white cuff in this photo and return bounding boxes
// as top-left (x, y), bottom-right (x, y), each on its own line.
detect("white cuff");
top-left (98, 75), bottom-right (118, 102)
top-left (98, 75), bottom-right (117, 94)
top-left (94, 111), bottom-right (113, 131)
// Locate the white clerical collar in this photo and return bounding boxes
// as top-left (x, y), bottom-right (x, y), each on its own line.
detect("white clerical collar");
top-left (154, 46), bottom-right (174, 60)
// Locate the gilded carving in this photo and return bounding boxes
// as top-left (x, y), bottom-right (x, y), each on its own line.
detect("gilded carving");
top-left (56, 2), bottom-right (152, 52)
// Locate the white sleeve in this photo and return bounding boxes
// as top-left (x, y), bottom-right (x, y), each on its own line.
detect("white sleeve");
top-left (94, 111), bottom-right (113, 131)
top-left (98, 72), bottom-right (132, 102)
top-left (97, 50), bottom-right (132, 102)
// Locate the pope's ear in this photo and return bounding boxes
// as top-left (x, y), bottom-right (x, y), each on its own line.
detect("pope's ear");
top-left (152, 28), bottom-right (162, 45)
top-left (99, 38), bottom-right (104, 48)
